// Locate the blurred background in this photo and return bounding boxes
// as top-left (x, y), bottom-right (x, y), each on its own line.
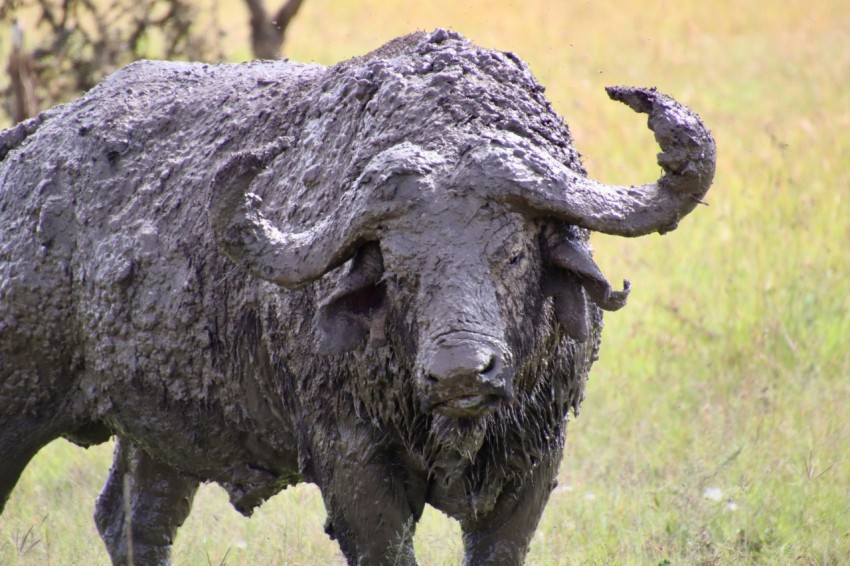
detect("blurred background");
top-left (1, 0), bottom-right (848, 563)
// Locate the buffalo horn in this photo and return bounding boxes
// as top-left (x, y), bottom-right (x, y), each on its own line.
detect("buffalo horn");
top-left (209, 142), bottom-right (443, 287)
top-left (474, 87), bottom-right (716, 237)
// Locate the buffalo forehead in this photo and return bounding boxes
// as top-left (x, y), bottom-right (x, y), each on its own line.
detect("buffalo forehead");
top-left (381, 196), bottom-right (532, 264)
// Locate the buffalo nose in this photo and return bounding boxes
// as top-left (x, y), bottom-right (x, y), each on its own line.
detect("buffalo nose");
top-left (424, 342), bottom-right (503, 386)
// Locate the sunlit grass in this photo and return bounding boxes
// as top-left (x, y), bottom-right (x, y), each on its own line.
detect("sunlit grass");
top-left (2, 0), bottom-right (848, 563)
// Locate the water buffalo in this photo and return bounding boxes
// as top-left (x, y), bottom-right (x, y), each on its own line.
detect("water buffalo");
top-left (0, 29), bottom-right (715, 564)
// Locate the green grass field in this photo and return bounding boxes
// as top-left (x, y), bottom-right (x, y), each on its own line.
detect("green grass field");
top-left (2, 0), bottom-right (849, 563)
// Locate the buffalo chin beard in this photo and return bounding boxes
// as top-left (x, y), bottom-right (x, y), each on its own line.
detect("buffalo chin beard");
top-left (426, 412), bottom-right (489, 465)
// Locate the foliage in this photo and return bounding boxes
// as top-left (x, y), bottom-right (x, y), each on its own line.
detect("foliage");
top-left (0, 0), bottom-right (306, 124)
top-left (0, 0), bottom-right (225, 123)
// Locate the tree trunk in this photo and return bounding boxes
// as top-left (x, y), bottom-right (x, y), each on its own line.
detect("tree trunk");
top-left (7, 21), bottom-right (40, 124)
top-left (244, 0), bottom-right (305, 59)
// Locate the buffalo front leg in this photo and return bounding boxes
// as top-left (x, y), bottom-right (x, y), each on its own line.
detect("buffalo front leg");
top-left (460, 449), bottom-right (562, 565)
top-left (318, 438), bottom-right (427, 565)
top-left (95, 438), bottom-right (198, 566)
top-left (0, 412), bottom-right (67, 513)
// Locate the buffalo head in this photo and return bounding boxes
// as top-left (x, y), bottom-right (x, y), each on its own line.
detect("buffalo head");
top-left (210, 81), bottom-right (714, 420)
top-left (208, 28), bottom-right (715, 421)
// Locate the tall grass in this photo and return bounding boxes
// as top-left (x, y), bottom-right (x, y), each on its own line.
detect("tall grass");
top-left (2, 0), bottom-right (848, 563)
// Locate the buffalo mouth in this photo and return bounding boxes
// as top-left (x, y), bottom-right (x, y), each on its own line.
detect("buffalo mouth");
top-left (428, 393), bottom-right (508, 419)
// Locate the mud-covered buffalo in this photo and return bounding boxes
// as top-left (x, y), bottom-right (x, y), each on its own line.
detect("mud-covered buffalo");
top-left (0, 29), bottom-right (715, 565)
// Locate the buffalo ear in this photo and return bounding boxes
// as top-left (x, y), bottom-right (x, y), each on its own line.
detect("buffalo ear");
top-left (315, 243), bottom-right (386, 355)
top-left (541, 270), bottom-right (589, 343)
top-left (545, 237), bottom-right (630, 311)
top-left (542, 235), bottom-right (631, 342)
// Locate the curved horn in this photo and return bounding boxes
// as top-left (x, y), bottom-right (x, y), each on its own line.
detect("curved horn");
top-left (464, 87), bottom-right (716, 237)
top-left (209, 142), bottom-right (444, 288)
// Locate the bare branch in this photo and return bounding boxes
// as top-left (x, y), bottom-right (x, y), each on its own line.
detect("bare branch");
top-left (273, 0), bottom-right (304, 28)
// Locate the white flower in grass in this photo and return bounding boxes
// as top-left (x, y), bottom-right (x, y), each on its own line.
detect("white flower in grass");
top-left (703, 487), bottom-right (723, 501)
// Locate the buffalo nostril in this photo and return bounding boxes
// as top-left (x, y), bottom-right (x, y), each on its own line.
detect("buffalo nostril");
top-left (479, 353), bottom-right (497, 376)
top-left (422, 372), bottom-right (439, 385)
